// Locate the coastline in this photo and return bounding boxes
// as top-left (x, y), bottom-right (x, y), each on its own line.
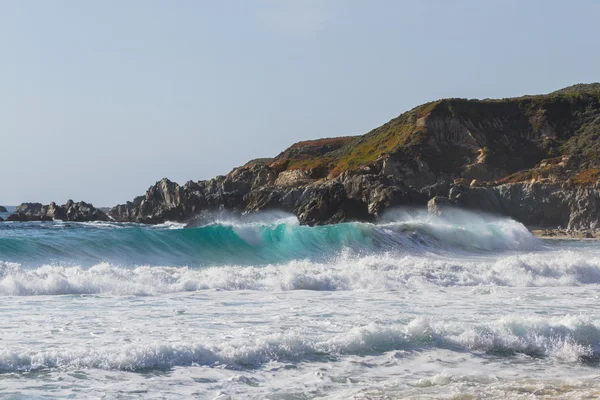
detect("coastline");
top-left (530, 228), bottom-right (600, 240)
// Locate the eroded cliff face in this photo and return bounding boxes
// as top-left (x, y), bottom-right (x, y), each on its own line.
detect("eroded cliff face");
top-left (108, 166), bottom-right (418, 226)
top-left (107, 161), bottom-right (600, 229)
top-left (429, 181), bottom-right (600, 230)
top-left (108, 83), bottom-right (600, 228)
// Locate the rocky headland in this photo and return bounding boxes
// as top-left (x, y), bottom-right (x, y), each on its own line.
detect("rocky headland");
top-left (7, 83), bottom-right (600, 230)
top-left (106, 83), bottom-right (600, 230)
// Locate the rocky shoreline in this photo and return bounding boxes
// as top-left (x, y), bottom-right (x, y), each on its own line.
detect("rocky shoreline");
top-left (4, 201), bottom-right (108, 222)
top-left (104, 168), bottom-right (600, 230)
top-left (4, 83), bottom-right (600, 230)
top-left (103, 83), bottom-right (600, 230)
top-left (3, 174), bottom-right (599, 232)
top-left (530, 229), bottom-right (600, 239)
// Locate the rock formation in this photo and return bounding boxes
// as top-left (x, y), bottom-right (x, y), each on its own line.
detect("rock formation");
top-left (109, 83), bottom-right (600, 228)
top-left (9, 84), bottom-right (600, 228)
top-left (7, 201), bottom-right (109, 222)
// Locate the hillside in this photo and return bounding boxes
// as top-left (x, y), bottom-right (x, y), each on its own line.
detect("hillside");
top-left (267, 83), bottom-right (600, 186)
top-left (107, 83), bottom-right (600, 229)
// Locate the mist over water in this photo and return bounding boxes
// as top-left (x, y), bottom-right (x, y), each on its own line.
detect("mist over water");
top-left (2, 209), bottom-right (600, 398)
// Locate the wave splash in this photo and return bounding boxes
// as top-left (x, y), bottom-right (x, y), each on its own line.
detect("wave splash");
top-left (0, 315), bottom-right (597, 372)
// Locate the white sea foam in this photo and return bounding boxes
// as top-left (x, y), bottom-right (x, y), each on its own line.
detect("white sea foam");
top-left (199, 210), bottom-right (300, 228)
top-left (0, 314), bottom-right (595, 373)
top-left (1, 215), bottom-right (598, 398)
top-left (1, 249), bottom-right (600, 296)
top-left (152, 221), bottom-right (187, 230)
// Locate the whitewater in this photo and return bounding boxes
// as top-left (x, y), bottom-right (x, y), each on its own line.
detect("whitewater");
top-left (1, 209), bottom-right (600, 399)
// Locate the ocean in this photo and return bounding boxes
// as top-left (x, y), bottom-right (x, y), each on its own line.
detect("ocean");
top-left (1, 208), bottom-right (599, 399)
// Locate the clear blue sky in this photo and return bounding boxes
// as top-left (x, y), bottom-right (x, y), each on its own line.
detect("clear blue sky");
top-left (1, 0), bottom-right (599, 206)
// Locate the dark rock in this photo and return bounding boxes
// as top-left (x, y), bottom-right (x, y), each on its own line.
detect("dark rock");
top-left (64, 200), bottom-right (109, 222)
top-left (106, 84), bottom-right (600, 228)
top-left (43, 202), bottom-right (67, 220)
top-left (294, 182), bottom-right (371, 226)
top-left (419, 181), bottom-right (451, 200)
top-left (15, 202), bottom-right (43, 216)
top-left (427, 196), bottom-right (456, 217)
top-left (8, 201), bottom-right (108, 222)
top-left (427, 182), bottom-right (600, 230)
top-left (7, 213), bottom-right (52, 222)
top-left (111, 167), bottom-right (600, 229)
top-left (110, 166), bottom-right (278, 224)
top-left (0, 206), bottom-right (7, 213)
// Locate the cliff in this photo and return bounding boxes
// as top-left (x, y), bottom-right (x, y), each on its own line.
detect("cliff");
top-left (107, 83), bottom-right (600, 228)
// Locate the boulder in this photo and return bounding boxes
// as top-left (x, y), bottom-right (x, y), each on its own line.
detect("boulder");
top-left (64, 200), bottom-right (109, 222)
top-left (294, 182), bottom-right (371, 226)
top-left (15, 202), bottom-right (43, 216)
top-left (42, 202), bottom-right (66, 220)
top-left (427, 196), bottom-right (456, 217)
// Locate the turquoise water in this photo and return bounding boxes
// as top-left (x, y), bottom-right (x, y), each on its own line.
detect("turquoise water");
top-left (1, 211), bottom-right (600, 398)
top-left (0, 210), bottom-right (539, 268)
top-left (0, 220), bottom-right (374, 267)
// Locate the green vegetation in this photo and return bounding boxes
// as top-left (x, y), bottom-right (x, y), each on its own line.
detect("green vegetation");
top-left (266, 83), bottom-right (600, 184)
top-left (571, 168), bottom-right (600, 185)
top-left (497, 164), bottom-right (565, 184)
top-left (270, 137), bottom-right (354, 177)
top-left (551, 83), bottom-right (600, 96)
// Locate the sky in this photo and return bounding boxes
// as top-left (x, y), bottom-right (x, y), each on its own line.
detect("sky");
top-left (1, 0), bottom-right (599, 206)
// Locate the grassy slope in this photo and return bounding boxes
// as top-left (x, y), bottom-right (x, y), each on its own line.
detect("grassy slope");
top-left (266, 83), bottom-right (600, 185)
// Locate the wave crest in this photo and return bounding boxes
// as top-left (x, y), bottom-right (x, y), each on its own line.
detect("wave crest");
top-left (1, 248), bottom-right (600, 296)
top-left (0, 315), bottom-right (596, 372)
top-left (0, 211), bottom-right (539, 267)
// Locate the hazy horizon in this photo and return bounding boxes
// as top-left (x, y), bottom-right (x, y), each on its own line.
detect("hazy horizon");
top-left (2, 0), bottom-right (599, 206)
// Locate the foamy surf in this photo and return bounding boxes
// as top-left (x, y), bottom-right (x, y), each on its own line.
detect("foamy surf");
top-left (1, 248), bottom-right (600, 296)
top-left (1, 212), bottom-right (599, 399)
top-left (0, 314), bottom-right (596, 373)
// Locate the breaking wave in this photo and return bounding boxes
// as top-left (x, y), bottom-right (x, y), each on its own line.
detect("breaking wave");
top-left (0, 210), bottom-right (539, 267)
top-left (0, 315), bottom-right (597, 372)
top-left (1, 249), bottom-right (600, 296)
